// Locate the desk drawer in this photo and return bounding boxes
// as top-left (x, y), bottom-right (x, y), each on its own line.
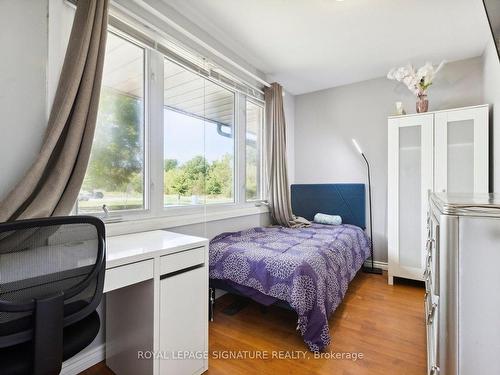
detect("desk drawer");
top-left (160, 247), bottom-right (205, 276)
top-left (104, 259), bottom-right (154, 293)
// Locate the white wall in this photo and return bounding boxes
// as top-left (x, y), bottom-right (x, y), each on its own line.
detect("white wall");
top-left (483, 40), bottom-right (500, 192)
top-left (0, 0), bottom-right (48, 201)
top-left (294, 57), bottom-right (485, 262)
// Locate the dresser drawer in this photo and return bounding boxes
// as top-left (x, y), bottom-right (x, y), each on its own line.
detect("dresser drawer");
top-left (160, 247), bottom-right (205, 276)
top-left (104, 259), bottom-right (154, 293)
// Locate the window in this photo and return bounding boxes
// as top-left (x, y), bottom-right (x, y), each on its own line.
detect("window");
top-left (163, 58), bottom-right (235, 206)
top-left (78, 32), bottom-right (145, 214)
top-left (77, 24), bottom-right (265, 220)
top-left (246, 101), bottom-right (263, 201)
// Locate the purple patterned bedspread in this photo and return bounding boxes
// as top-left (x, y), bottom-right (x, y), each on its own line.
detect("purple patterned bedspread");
top-left (209, 223), bottom-right (371, 352)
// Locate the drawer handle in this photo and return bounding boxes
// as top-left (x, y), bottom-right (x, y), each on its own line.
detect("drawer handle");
top-left (426, 239), bottom-right (434, 252)
top-left (427, 303), bottom-right (437, 325)
top-left (423, 268), bottom-right (431, 279)
top-left (160, 263), bottom-right (204, 279)
top-left (425, 280), bottom-right (431, 294)
top-left (430, 365), bottom-right (440, 374)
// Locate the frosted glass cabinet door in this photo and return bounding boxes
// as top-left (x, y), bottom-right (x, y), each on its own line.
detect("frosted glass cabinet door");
top-left (388, 114), bottom-right (433, 282)
top-left (434, 106), bottom-right (489, 193)
top-left (398, 125), bottom-right (422, 268)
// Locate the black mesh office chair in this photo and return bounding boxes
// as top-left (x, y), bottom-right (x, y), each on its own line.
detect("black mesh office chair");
top-left (0, 216), bottom-right (106, 375)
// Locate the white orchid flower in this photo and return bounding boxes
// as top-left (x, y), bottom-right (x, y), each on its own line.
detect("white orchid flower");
top-left (387, 61), bottom-right (445, 96)
top-left (402, 75), bottom-right (413, 87)
top-left (417, 62), bottom-right (432, 79)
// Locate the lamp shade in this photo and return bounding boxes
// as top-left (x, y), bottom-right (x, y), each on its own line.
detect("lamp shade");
top-left (352, 138), bottom-right (363, 154)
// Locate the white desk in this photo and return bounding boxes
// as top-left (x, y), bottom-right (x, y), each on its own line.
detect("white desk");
top-left (104, 230), bottom-right (209, 375)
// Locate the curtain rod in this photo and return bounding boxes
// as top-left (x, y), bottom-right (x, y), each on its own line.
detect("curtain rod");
top-left (66, 0), bottom-right (271, 88)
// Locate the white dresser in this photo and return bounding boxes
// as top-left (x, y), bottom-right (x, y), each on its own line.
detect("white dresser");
top-left (387, 105), bottom-right (489, 284)
top-left (427, 193), bottom-right (500, 375)
top-left (104, 230), bottom-right (209, 375)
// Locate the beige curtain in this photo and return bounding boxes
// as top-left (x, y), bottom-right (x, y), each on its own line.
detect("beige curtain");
top-left (264, 83), bottom-right (310, 228)
top-left (0, 0), bottom-right (109, 222)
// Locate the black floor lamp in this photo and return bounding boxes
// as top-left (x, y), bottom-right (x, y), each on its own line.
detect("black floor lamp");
top-left (352, 139), bottom-right (383, 275)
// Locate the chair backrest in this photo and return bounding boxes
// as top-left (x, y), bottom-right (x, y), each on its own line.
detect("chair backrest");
top-left (0, 216), bottom-right (106, 348)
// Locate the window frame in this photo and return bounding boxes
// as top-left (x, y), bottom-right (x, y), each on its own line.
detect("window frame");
top-left (76, 27), bottom-right (150, 220)
top-left (77, 24), bottom-right (266, 224)
top-left (244, 98), bottom-right (265, 202)
top-left (161, 56), bottom-right (238, 211)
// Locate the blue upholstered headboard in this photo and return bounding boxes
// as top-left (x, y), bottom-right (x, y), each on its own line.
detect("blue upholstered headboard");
top-left (291, 184), bottom-right (366, 229)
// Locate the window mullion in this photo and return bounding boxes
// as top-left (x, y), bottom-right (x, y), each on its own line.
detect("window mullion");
top-left (148, 49), bottom-right (165, 217)
top-left (260, 103), bottom-right (266, 201)
top-left (236, 92), bottom-right (247, 205)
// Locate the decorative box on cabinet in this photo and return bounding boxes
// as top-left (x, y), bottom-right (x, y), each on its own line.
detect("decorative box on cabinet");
top-left (387, 105), bottom-right (488, 284)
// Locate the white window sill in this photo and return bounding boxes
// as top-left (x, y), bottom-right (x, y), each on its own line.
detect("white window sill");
top-left (105, 204), bottom-right (270, 237)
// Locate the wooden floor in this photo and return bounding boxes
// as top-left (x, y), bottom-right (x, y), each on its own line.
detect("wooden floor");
top-left (81, 272), bottom-right (426, 375)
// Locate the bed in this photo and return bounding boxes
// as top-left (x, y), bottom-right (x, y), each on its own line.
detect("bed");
top-left (209, 184), bottom-right (371, 352)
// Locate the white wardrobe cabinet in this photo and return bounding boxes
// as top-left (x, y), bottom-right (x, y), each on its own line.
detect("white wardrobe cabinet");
top-left (387, 105), bottom-right (489, 284)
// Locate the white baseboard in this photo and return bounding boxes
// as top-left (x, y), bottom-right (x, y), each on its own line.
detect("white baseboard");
top-left (61, 343), bottom-right (105, 375)
top-left (363, 260), bottom-right (388, 270)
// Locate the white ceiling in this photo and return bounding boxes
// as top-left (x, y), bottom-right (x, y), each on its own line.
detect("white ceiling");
top-left (162, 0), bottom-right (492, 95)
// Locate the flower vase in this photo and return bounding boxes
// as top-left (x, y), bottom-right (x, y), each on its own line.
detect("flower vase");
top-left (416, 94), bottom-right (429, 113)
